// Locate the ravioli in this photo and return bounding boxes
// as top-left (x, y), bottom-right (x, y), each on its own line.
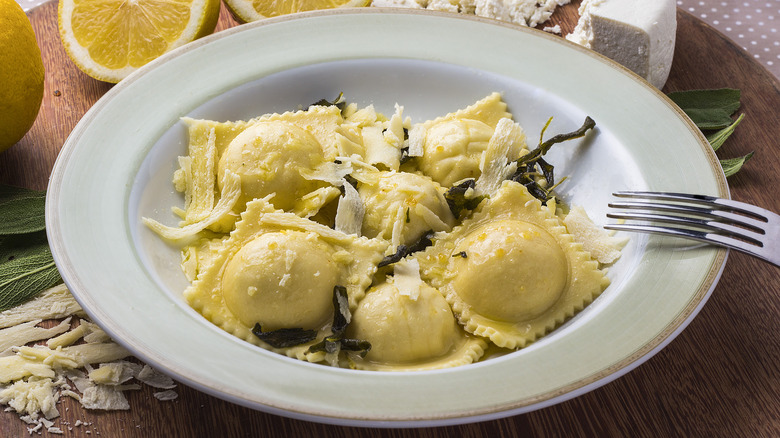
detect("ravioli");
top-left (410, 92), bottom-right (516, 187)
top-left (359, 170), bottom-right (455, 249)
top-left (346, 279), bottom-right (486, 371)
top-left (146, 93), bottom-right (617, 370)
top-left (184, 197), bottom-right (388, 362)
top-left (416, 181), bottom-right (610, 349)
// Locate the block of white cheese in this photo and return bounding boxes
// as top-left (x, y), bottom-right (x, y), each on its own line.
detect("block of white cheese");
top-left (566, 0), bottom-right (677, 89)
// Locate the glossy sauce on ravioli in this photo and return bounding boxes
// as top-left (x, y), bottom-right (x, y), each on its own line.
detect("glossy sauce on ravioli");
top-left (221, 230), bottom-right (337, 331)
top-left (217, 120), bottom-right (326, 211)
top-left (450, 220), bottom-right (568, 322)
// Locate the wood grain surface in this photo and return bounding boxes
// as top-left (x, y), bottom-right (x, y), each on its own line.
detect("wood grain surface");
top-left (2, 1), bottom-right (779, 436)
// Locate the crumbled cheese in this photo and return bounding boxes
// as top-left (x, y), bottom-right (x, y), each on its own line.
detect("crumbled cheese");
top-left (371, 0), bottom-right (570, 27)
top-left (0, 376), bottom-right (60, 420)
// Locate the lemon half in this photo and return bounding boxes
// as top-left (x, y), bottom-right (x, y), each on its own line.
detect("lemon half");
top-left (58, 0), bottom-right (221, 83)
top-left (225, 0), bottom-right (369, 23)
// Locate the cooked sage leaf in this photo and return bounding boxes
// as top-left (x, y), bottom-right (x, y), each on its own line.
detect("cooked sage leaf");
top-left (377, 230), bottom-right (435, 267)
top-left (0, 242), bottom-right (60, 312)
top-left (509, 116), bottom-right (596, 203)
top-left (721, 152), bottom-right (754, 177)
top-left (444, 179), bottom-right (486, 218)
top-left (330, 285), bottom-right (349, 336)
top-left (251, 324), bottom-right (318, 348)
top-left (310, 92), bottom-right (347, 114)
top-left (707, 113), bottom-right (745, 152)
top-left (0, 185), bottom-right (46, 235)
top-left (668, 88), bottom-right (741, 130)
top-left (307, 286), bottom-right (371, 357)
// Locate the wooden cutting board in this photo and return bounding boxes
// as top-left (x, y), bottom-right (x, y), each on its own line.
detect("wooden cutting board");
top-left (2, 2), bottom-right (779, 437)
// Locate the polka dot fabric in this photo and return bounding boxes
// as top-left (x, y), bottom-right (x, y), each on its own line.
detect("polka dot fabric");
top-left (677, 0), bottom-right (780, 78)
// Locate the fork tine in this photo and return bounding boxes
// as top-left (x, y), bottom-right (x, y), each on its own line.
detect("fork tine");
top-left (604, 223), bottom-right (764, 257)
top-left (612, 191), bottom-right (770, 222)
top-left (606, 211), bottom-right (765, 246)
top-left (608, 200), bottom-right (767, 234)
top-left (607, 191), bottom-right (780, 267)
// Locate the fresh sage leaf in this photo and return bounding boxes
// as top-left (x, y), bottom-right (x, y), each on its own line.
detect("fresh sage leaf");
top-left (0, 185), bottom-right (46, 235)
top-left (668, 88), bottom-right (741, 130)
top-left (0, 243), bottom-right (60, 312)
top-left (720, 152), bottom-right (754, 177)
top-left (707, 113), bottom-right (745, 152)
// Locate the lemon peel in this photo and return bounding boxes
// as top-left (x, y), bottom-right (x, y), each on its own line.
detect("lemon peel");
top-left (225, 0), bottom-right (370, 23)
top-left (0, 0), bottom-right (45, 152)
top-left (58, 0), bottom-right (221, 83)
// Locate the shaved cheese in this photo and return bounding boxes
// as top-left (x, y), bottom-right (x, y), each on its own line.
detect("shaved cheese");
top-left (389, 205), bottom-right (406, 252)
top-left (0, 284), bottom-right (81, 329)
top-left (393, 258), bottom-right (424, 301)
top-left (383, 104), bottom-right (406, 149)
top-left (407, 124), bottom-right (425, 157)
top-left (260, 212), bottom-right (363, 247)
top-left (563, 206), bottom-right (626, 264)
top-left (81, 322), bottom-right (111, 344)
top-left (334, 180), bottom-right (365, 236)
top-left (346, 104), bottom-right (380, 126)
top-left (184, 127), bottom-right (217, 224)
top-left (0, 318), bottom-right (71, 352)
top-left (46, 323), bottom-right (87, 349)
top-left (88, 362), bottom-right (138, 386)
top-left (414, 204), bottom-right (452, 233)
top-left (475, 118), bottom-right (525, 197)
top-left (80, 385), bottom-right (130, 411)
top-left (136, 365), bottom-right (176, 389)
top-left (300, 160), bottom-right (353, 185)
top-left (363, 125), bottom-right (401, 170)
top-left (153, 390), bottom-right (178, 401)
top-left (143, 170), bottom-right (242, 242)
top-left (292, 186), bottom-right (342, 219)
top-left (173, 156), bottom-right (192, 199)
top-left (153, 389), bottom-right (178, 401)
top-left (65, 343), bottom-right (131, 368)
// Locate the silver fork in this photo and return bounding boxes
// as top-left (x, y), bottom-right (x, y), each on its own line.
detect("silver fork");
top-left (605, 191), bottom-right (780, 267)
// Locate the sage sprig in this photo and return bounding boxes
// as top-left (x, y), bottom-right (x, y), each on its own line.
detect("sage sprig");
top-left (667, 88), bottom-right (752, 176)
top-left (0, 184), bottom-right (61, 311)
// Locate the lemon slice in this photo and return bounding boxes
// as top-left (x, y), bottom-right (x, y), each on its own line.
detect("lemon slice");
top-left (58, 0), bottom-right (221, 83)
top-left (225, 0), bottom-right (369, 23)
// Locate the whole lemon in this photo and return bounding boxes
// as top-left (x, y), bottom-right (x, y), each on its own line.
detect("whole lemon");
top-left (0, 0), bottom-right (45, 153)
